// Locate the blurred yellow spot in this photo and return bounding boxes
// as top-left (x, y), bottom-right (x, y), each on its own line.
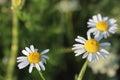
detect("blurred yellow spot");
top-left (13, 0), bottom-right (21, 6)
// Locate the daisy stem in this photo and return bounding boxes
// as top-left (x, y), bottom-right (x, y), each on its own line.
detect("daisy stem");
top-left (38, 71), bottom-right (46, 80)
top-left (77, 59), bottom-right (88, 80)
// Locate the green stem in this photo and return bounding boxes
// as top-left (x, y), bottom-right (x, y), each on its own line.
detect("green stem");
top-left (38, 71), bottom-right (46, 80)
top-left (6, 1), bottom-right (19, 80)
top-left (66, 12), bottom-right (74, 45)
top-left (77, 59), bottom-right (88, 80)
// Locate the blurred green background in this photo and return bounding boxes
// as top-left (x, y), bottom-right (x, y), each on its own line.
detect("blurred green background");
top-left (0, 0), bottom-right (120, 80)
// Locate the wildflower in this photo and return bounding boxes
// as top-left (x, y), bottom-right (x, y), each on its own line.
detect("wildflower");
top-left (57, 0), bottom-right (80, 13)
top-left (17, 45), bottom-right (49, 73)
top-left (87, 14), bottom-right (117, 39)
top-left (89, 53), bottom-right (119, 77)
top-left (12, 0), bottom-right (22, 7)
top-left (72, 36), bottom-right (110, 62)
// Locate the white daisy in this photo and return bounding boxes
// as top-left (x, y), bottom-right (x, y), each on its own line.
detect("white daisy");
top-left (17, 45), bottom-right (49, 73)
top-left (87, 14), bottom-right (117, 39)
top-left (72, 36), bottom-right (111, 62)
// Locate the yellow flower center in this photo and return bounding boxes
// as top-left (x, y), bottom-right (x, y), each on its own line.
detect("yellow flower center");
top-left (96, 21), bottom-right (108, 31)
top-left (28, 52), bottom-right (41, 64)
top-left (84, 39), bottom-right (99, 53)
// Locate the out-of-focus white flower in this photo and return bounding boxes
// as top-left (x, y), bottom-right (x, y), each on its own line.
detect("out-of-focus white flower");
top-left (57, 0), bottom-right (80, 13)
top-left (87, 14), bottom-right (117, 39)
top-left (89, 53), bottom-right (119, 77)
top-left (2, 56), bottom-right (9, 64)
top-left (12, 0), bottom-right (22, 7)
top-left (72, 35), bottom-right (110, 62)
top-left (17, 45), bottom-right (49, 73)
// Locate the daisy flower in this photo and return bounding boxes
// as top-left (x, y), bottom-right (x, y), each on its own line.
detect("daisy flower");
top-left (87, 14), bottom-right (117, 39)
top-left (17, 45), bottom-right (49, 73)
top-left (12, 0), bottom-right (22, 6)
top-left (72, 36), bottom-right (110, 62)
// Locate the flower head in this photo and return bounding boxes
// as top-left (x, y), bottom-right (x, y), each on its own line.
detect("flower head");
top-left (12, 0), bottom-right (22, 7)
top-left (17, 45), bottom-right (49, 73)
top-left (87, 14), bottom-right (117, 39)
top-left (57, 0), bottom-right (80, 13)
top-left (72, 36), bottom-right (110, 62)
top-left (89, 53), bottom-right (119, 77)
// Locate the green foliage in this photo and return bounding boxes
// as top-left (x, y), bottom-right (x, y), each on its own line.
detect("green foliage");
top-left (0, 0), bottom-right (120, 80)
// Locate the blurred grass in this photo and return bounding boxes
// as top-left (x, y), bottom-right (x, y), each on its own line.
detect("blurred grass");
top-left (0, 0), bottom-right (120, 80)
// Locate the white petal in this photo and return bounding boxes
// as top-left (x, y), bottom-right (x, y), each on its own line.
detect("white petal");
top-left (91, 54), bottom-right (96, 62)
top-left (88, 54), bottom-right (92, 62)
top-left (75, 36), bottom-right (86, 43)
top-left (77, 36), bottom-right (86, 41)
top-left (73, 44), bottom-right (84, 47)
top-left (75, 52), bottom-right (83, 56)
top-left (42, 55), bottom-right (49, 59)
top-left (29, 64), bottom-right (34, 73)
top-left (87, 28), bottom-right (97, 39)
top-left (103, 31), bottom-right (109, 39)
top-left (88, 28), bottom-right (97, 33)
top-left (87, 22), bottom-right (96, 27)
top-left (25, 47), bottom-right (31, 53)
top-left (91, 54), bottom-right (99, 62)
top-left (39, 62), bottom-right (45, 71)
top-left (72, 45), bottom-right (84, 50)
top-left (109, 23), bottom-right (117, 28)
top-left (100, 49), bottom-right (109, 54)
top-left (72, 47), bottom-right (82, 50)
top-left (103, 33), bottom-right (107, 39)
top-left (35, 49), bottom-right (38, 52)
top-left (82, 52), bottom-right (88, 59)
top-left (94, 30), bottom-right (100, 38)
top-left (17, 57), bottom-right (27, 62)
top-left (95, 54), bottom-right (99, 61)
top-left (42, 58), bottom-right (47, 64)
top-left (41, 49), bottom-right (49, 54)
top-left (106, 31), bottom-right (110, 37)
top-left (95, 33), bottom-right (103, 41)
top-left (97, 52), bottom-right (106, 59)
top-left (89, 19), bottom-right (94, 22)
top-left (108, 19), bottom-right (116, 25)
top-left (35, 64), bottom-right (40, 71)
top-left (102, 17), bottom-right (108, 21)
top-left (93, 15), bottom-right (98, 22)
top-left (17, 56), bottom-right (27, 60)
top-left (17, 59), bottom-right (23, 63)
top-left (22, 50), bottom-right (29, 56)
top-left (30, 45), bottom-right (35, 52)
top-left (88, 19), bottom-right (97, 23)
top-left (75, 49), bottom-right (86, 56)
top-left (18, 60), bottom-right (29, 69)
top-left (108, 26), bottom-right (117, 34)
top-left (74, 48), bottom-right (85, 53)
top-left (100, 42), bottom-right (111, 47)
top-left (97, 14), bottom-right (102, 21)
top-left (93, 31), bottom-right (97, 35)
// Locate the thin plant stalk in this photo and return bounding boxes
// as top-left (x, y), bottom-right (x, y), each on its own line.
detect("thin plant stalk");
top-left (6, 1), bottom-right (19, 80)
top-left (77, 59), bottom-right (88, 80)
top-left (38, 71), bottom-right (46, 80)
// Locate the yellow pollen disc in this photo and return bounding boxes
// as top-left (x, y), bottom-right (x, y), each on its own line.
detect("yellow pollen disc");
top-left (96, 21), bottom-right (108, 31)
top-left (84, 39), bottom-right (99, 53)
top-left (28, 52), bottom-right (41, 64)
